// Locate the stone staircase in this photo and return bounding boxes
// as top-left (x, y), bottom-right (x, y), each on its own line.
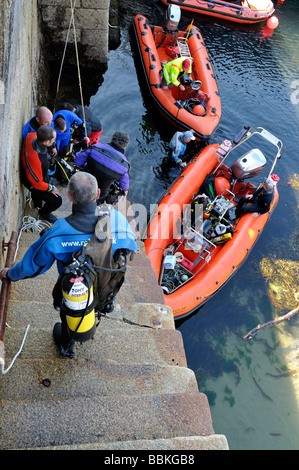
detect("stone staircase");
top-left (0, 187), bottom-right (228, 450)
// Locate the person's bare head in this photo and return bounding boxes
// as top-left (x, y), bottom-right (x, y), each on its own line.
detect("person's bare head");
top-left (61, 102), bottom-right (76, 112)
top-left (36, 125), bottom-right (56, 147)
top-left (67, 172), bottom-right (100, 205)
top-left (54, 116), bottom-right (67, 133)
top-left (36, 106), bottom-right (53, 127)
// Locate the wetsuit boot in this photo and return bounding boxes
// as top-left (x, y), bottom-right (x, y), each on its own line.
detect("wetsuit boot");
top-left (53, 322), bottom-right (75, 359)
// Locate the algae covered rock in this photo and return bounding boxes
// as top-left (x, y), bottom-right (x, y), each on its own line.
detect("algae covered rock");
top-left (289, 173), bottom-right (299, 192)
top-left (260, 257), bottom-right (299, 312)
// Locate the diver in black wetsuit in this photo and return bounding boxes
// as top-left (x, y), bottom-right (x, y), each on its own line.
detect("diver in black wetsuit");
top-left (236, 177), bottom-right (275, 218)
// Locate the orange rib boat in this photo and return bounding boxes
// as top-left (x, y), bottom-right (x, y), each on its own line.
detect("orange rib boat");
top-left (159, 0), bottom-right (275, 24)
top-left (144, 126), bottom-right (283, 320)
top-left (133, 13), bottom-right (221, 141)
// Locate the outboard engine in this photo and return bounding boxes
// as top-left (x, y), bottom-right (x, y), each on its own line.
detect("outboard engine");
top-left (165, 5), bottom-right (181, 32)
top-left (231, 148), bottom-right (266, 179)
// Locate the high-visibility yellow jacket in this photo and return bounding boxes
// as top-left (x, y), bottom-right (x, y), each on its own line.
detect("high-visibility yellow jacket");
top-left (162, 57), bottom-right (192, 86)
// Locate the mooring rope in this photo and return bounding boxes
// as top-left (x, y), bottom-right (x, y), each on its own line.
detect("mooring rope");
top-left (54, 0), bottom-right (87, 137)
top-left (55, 2), bottom-right (75, 102)
top-left (69, 0), bottom-right (87, 137)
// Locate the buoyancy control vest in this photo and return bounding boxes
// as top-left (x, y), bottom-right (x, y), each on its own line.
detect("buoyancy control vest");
top-left (60, 205), bottom-right (137, 343)
top-left (85, 144), bottom-right (130, 193)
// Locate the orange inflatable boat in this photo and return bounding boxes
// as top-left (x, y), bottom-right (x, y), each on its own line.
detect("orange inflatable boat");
top-left (159, 0), bottom-right (275, 25)
top-left (144, 126), bottom-right (283, 320)
top-left (133, 12), bottom-right (221, 141)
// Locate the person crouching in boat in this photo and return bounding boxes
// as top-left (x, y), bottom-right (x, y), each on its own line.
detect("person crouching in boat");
top-left (162, 57), bottom-right (193, 92)
top-left (169, 130), bottom-right (195, 167)
top-left (235, 177), bottom-right (274, 218)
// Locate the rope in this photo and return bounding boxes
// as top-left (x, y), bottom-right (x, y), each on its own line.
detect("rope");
top-left (55, 2), bottom-right (75, 105)
top-left (70, 0), bottom-right (88, 137)
top-left (1, 214), bottom-right (52, 375)
top-left (14, 214), bottom-right (52, 262)
top-left (1, 326), bottom-right (30, 375)
top-left (54, 0), bottom-right (88, 138)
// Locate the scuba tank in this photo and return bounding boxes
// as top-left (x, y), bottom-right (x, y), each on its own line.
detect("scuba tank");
top-left (60, 212), bottom-right (110, 344)
top-left (210, 232), bottom-right (232, 244)
top-left (210, 224), bottom-right (232, 244)
top-left (61, 256), bottom-right (97, 343)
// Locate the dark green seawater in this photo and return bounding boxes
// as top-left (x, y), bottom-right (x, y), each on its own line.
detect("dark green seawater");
top-left (55, 0), bottom-right (299, 450)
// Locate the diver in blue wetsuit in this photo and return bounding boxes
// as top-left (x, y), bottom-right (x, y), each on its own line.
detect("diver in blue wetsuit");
top-left (22, 106), bottom-right (54, 139)
top-left (53, 109), bottom-right (89, 155)
top-left (1, 172), bottom-right (137, 281)
top-left (60, 102), bottom-right (103, 147)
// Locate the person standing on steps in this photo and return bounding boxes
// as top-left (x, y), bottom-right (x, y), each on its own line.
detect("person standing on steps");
top-left (74, 130), bottom-right (130, 204)
top-left (53, 109), bottom-right (90, 156)
top-left (22, 106), bottom-right (54, 138)
top-left (60, 102), bottom-right (103, 147)
top-left (22, 106), bottom-right (57, 156)
top-left (0, 172), bottom-right (100, 358)
top-left (21, 125), bottom-right (62, 224)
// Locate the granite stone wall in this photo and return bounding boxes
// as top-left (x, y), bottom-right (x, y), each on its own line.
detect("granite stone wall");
top-left (38, 0), bottom-right (110, 68)
top-left (0, 0), bottom-right (42, 265)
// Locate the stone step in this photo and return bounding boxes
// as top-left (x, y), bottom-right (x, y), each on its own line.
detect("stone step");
top-left (127, 251), bottom-right (152, 268)
top-left (116, 282), bottom-right (164, 306)
top-left (3, 326), bottom-right (188, 366)
top-left (0, 392), bottom-right (214, 450)
top-left (122, 265), bottom-right (158, 286)
top-left (8, 278), bottom-right (56, 304)
top-left (104, 303), bottom-right (174, 330)
top-left (33, 434), bottom-right (229, 451)
top-left (8, 276), bottom-right (164, 307)
top-left (0, 358), bottom-right (198, 401)
top-left (6, 301), bottom-right (174, 331)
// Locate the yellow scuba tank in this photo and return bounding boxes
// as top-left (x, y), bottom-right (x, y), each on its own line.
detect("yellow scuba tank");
top-left (61, 261), bottom-right (96, 343)
top-left (210, 232), bottom-right (232, 244)
top-left (209, 223), bottom-right (233, 244)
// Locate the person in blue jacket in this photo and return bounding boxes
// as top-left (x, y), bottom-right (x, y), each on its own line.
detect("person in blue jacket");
top-left (0, 172), bottom-right (137, 356)
top-left (60, 102), bottom-right (103, 147)
top-left (22, 106), bottom-right (54, 139)
top-left (22, 106), bottom-right (57, 156)
top-left (74, 130), bottom-right (130, 203)
top-left (53, 109), bottom-right (89, 154)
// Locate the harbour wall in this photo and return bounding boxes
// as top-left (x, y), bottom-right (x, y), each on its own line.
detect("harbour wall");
top-left (0, 0), bottom-right (41, 264)
top-left (38, 0), bottom-right (111, 69)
